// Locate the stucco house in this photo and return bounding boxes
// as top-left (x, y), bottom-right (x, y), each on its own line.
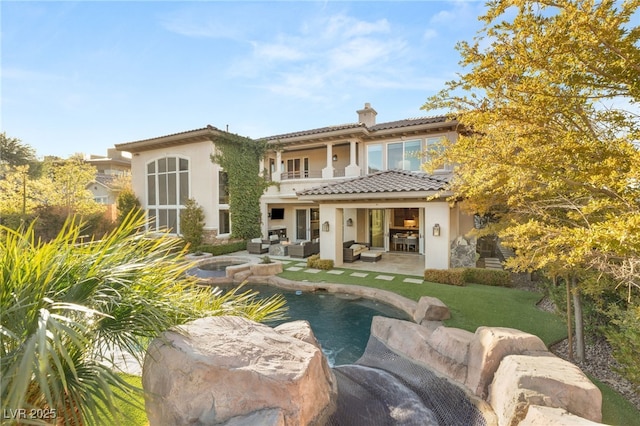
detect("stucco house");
top-left (115, 103), bottom-right (476, 270)
top-left (86, 148), bottom-right (131, 221)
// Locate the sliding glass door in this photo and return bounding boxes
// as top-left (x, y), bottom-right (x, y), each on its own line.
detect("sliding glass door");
top-left (369, 209), bottom-right (385, 249)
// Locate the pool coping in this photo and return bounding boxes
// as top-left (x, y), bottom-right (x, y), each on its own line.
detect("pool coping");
top-left (244, 275), bottom-right (419, 323)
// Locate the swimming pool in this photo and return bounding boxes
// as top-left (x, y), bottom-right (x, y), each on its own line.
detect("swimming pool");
top-left (225, 285), bottom-right (411, 366)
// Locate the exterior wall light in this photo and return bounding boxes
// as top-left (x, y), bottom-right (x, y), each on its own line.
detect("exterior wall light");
top-left (322, 221), bottom-right (330, 232)
top-left (332, 154), bottom-right (338, 162)
top-left (432, 223), bottom-right (441, 237)
top-left (346, 218), bottom-right (353, 227)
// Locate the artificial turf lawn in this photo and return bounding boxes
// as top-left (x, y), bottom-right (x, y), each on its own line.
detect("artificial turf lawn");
top-left (279, 268), bottom-right (567, 346)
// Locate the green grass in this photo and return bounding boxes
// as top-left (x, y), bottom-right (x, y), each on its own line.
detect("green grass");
top-left (109, 374), bottom-right (147, 426)
top-left (279, 268), bottom-right (567, 345)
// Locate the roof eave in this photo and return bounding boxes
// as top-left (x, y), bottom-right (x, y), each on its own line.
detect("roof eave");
top-left (297, 190), bottom-right (453, 201)
top-left (115, 127), bottom-right (223, 153)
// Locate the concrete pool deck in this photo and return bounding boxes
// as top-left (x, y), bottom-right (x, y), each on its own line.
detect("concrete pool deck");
top-left (238, 250), bottom-right (426, 277)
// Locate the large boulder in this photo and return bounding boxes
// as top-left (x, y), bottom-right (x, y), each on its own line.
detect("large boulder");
top-left (465, 327), bottom-right (549, 398)
top-left (370, 317), bottom-right (472, 385)
top-left (489, 355), bottom-right (602, 425)
top-left (142, 316), bottom-right (337, 426)
top-left (519, 406), bottom-right (604, 426)
top-left (413, 296), bottom-right (451, 323)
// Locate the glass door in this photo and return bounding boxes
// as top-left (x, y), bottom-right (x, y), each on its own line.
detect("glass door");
top-left (369, 209), bottom-right (385, 249)
top-left (296, 209), bottom-right (308, 241)
top-left (310, 208), bottom-right (319, 240)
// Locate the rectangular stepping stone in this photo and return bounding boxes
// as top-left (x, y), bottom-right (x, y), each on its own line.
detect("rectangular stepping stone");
top-left (350, 272), bottom-right (369, 278)
top-left (404, 278), bottom-right (424, 284)
top-left (304, 268), bottom-right (321, 274)
top-left (295, 263), bottom-right (308, 267)
top-left (327, 270), bottom-right (344, 275)
top-left (375, 275), bottom-right (394, 281)
top-left (286, 267), bottom-right (303, 271)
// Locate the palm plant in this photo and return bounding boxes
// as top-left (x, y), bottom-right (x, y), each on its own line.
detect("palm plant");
top-left (0, 212), bottom-right (286, 425)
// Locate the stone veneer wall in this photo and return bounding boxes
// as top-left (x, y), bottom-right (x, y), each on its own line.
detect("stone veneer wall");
top-left (450, 235), bottom-right (478, 268)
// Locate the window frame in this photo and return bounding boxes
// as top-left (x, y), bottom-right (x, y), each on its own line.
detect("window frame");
top-left (145, 155), bottom-right (190, 234)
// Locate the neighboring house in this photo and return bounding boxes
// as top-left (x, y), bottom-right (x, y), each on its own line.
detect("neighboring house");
top-left (86, 148), bottom-right (132, 221)
top-left (115, 104), bottom-right (476, 269)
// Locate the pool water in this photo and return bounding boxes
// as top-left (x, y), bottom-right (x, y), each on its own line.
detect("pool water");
top-left (227, 285), bottom-right (411, 366)
top-left (188, 261), bottom-right (246, 278)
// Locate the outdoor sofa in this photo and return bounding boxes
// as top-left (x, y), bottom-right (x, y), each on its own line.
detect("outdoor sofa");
top-left (343, 240), bottom-right (370, 262)
top-left (247, 238), bottom-right (269, 254)
top-left (289, 240), bottom-right (320, 258)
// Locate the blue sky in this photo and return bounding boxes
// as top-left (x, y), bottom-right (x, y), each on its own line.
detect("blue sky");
top-left (2, 1), bottom-right (487, 158)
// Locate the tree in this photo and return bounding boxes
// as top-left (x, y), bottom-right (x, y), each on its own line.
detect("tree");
top-left (180, 198), bottom-right (205, 250)
top-left (423, 0), bottom-right (639, 367)
top-left (116, 181), bottom-right (140, 223)
top-left (0, 213), bottom-right (286, 425)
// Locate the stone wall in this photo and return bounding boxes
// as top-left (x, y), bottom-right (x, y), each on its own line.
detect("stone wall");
top-left (371, 314), bottom-right (604, 426)
top-left (450, 235), bottom-right (478, 268)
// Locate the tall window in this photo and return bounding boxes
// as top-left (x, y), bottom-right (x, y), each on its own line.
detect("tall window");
top-left (387, 140), bottom-right (422, 171)
top-left (146, 157), bottom-right (189, 233)
top-left (218, 170), bottom-right (230, 234)
top-left (367, 144), bottom-right (382, 174)
top-left (219, 210), bottom-right (230, 234)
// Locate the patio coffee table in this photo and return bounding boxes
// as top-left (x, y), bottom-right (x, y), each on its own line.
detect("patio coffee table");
top-left (361, 251), bottom-right (382, 262)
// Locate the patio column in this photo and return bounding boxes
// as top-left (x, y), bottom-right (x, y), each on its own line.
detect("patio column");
top-left (319, 205), bottom-right (343, 266)
top-left (322, 144), bottom-right (334, 178)
top-left (275, 151), bottom-right (282, 182)
top-left (345, 140), bottom-right (361, 177)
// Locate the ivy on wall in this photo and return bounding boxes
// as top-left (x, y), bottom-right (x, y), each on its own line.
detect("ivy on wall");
top-left (211, 134), bottom-right (270, 240)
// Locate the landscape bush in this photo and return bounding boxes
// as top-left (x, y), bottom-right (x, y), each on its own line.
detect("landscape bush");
top-left (306, 255), bottom-right (333, 270)
top-left (425, 267), bottom-right (513, 287)
top-left (424, 268), bottom-right (465, 286)
top-left (196, 240), bottom-right (246, 256)
top-left (180, 198), bottom-right (205, 250)
top-left (461, 268), bottom-right (512, 287)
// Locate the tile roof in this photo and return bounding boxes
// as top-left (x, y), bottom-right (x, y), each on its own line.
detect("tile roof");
top-left (296, 169), bottom-right (452, 197)
top-left (94, 173), bottom-right (117, 188)
top-left (262, 116), bottom-right (452, 142)
top-left (368, 116), bottom-right (451, 131)
top-left (262, 123), bottom-right (366, 141)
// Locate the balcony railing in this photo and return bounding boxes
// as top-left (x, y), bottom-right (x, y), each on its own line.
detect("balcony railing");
top-left (280, 170), bottom-right (322, 180)
top-left (268, 168), bottom-right (350, 181)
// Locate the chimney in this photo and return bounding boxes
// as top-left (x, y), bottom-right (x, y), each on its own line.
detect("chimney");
top-left (357, 103), bottom-right (377, 127)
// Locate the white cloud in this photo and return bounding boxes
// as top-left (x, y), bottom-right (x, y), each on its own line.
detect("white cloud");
top-left (251, 42), bottom-right (306, 62)
top-left (423, 28), bottom-right (438, 40)
top-left (322, 14), bottom-right (391, 39)
top-left (327, 37), bottom-right (406, 71)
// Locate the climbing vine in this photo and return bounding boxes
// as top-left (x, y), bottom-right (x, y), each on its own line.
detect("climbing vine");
top-left (211, 134), bottom-right (270, 240)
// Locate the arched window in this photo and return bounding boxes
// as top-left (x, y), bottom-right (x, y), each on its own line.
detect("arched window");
top-left (146, 156), bottom-right (189, 233)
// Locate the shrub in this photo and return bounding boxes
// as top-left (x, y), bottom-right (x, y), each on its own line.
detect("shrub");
top-left (180, 198), bottom-right (205, 250)
top-left (424, 269), bottom-right (465, 286)
top-left (196, 240), bottom-right (246, 256)
top-left (116, 188), bottom-right (141, 225)
top-left (605, 305), bottom-right (640, 391)
top-left (305, 255), bottom-right (333, 270)
top-left (315, 259), bottom-right (334, 270)
top-left (307, 254), bottom-right (320, 268)
top-left (461, 268), bottom-right (512, 287)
